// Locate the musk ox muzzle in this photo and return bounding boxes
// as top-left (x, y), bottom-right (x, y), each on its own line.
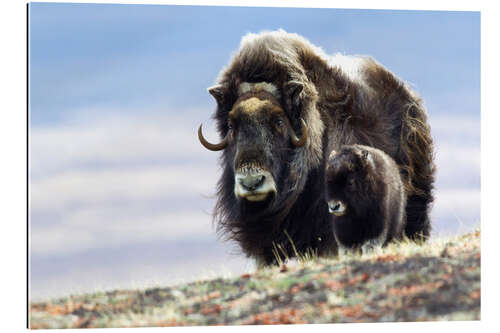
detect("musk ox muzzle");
top-left (328, 200), bottom-right (347, 216)
top-left (234, 169), bottom-right (277, 202)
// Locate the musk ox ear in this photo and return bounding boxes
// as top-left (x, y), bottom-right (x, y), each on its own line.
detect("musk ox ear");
top-left (284, 80), bottom-right (304, 112)
top-left (208, 84), bottom-right (225, 105)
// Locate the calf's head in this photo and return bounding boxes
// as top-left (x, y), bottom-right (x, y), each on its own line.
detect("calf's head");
top-left (325, 146), bottom-right (374, 217)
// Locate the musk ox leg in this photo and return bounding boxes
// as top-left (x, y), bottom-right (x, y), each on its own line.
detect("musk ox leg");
top-left (361, 238), bottom-right (383, 255)
top-left (338, 245), bottom-right (361, 257)
top-left (254, 256), bottom-right (269, 270)
top-left (405, 195), bottom-right (432, 240)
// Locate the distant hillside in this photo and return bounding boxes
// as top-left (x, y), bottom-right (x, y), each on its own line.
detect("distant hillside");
top-left (30, 230), bottom-right (480, 328)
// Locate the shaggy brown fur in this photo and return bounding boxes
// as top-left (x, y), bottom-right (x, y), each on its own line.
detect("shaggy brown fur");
top-left (325, 145), bottom-right (407, 254)
top-left (201, 30), bottom-right (435, 265)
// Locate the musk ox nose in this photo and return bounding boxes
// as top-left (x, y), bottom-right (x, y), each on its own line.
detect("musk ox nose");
top-left (328, 200), bottom-right (347, 216)
top-left (234, 170), bottom-right (277, 202)
top-left (239, 174), bottom-right (265, 191)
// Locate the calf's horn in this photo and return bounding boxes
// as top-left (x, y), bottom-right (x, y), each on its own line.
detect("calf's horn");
top-left (198, 124), bottom-right (229, 151)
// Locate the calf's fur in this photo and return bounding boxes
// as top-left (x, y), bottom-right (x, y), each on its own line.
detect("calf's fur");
top-left (325, 145), bottom-right (407, 254)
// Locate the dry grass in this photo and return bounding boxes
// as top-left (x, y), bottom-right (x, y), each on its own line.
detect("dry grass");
top-left (30, 229), bottom-right (480, 328)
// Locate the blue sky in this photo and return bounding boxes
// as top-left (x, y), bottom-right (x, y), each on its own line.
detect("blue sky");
top-left (29, 3), bottom-right (480, 300)
top-left (29, 4), bottom-right (479, 124)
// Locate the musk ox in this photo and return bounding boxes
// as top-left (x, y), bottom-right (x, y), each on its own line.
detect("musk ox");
top-left (198, 30), bottom-right (435, 266)
top-left (325, 145), bottom-right (407, 255)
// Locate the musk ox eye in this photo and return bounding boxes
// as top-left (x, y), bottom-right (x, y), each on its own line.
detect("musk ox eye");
top-left (275, 119), bottom-right (284, 128)
top-left (227, 121), bottom-right (233, 130)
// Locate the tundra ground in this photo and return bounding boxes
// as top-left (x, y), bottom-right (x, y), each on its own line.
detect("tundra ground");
top-left (30, 229), bottom-right (480, 328)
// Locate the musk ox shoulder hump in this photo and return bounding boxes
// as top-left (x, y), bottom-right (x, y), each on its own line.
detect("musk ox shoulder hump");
top-left (239, 29), bottom-right (329, 59)
top-left (328, 53), bottom-right (370, 87)
top-left (232, 29), bottom-right (332, 81)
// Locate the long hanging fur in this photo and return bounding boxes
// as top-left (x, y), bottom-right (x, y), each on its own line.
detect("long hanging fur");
top-left (207, 30), bottom-right (435, 265)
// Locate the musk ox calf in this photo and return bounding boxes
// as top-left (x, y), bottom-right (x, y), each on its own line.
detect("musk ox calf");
top-left (325, 145), bottom-right (406, 255)
top-left (198, 30), bottom-right (435, 266)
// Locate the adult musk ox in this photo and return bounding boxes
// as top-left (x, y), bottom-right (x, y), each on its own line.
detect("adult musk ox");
top-left (325, 145), bottom-right (407, 255)
top-left (198, 30), bottom-right (435, 266)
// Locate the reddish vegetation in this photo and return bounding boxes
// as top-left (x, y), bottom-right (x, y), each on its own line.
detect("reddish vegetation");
top-left (375, 254), bottom-right (404, 262)
top-left (388, 281), bottom-right (445, 297)
top-left (244, 308), bottom-right (307, 325)
top-left (347, 273), bottom-right (370, 285)
top-left (323, 280), bottom-right (344, 291)
top-left (30, 231), bottom-right (481, 328)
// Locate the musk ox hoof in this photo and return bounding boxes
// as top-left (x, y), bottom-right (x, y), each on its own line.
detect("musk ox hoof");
top-left (361, 239), bottom-right (383, 254)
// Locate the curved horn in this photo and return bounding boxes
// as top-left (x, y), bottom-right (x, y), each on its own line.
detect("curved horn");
top-left (198, 124), bottom-right (229, 151)
top-left (290, 118), bottom-right (308, 147)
